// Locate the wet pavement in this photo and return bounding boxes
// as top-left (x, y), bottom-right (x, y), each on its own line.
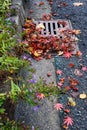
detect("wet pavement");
top-left (53, 0), bottom-right (87, 129)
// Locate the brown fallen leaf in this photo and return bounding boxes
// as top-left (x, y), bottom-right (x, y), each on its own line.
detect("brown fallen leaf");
top-left (39, 2), bottom-right (45, 6)
top-left (73, 2), bottom-right (83, 6)
top-left (73, 29), bottom-right (81, 35)
top-left (76, 50), bottom-right (82, 57)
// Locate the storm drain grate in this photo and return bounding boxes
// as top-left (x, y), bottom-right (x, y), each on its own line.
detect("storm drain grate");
top-left (34, 20), bottom-right (72, 37)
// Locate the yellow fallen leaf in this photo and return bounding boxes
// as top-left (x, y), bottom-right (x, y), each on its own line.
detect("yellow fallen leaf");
top-left (36, 23), bottom-right (45, 29)
top-left (58, 51), bottom-right (63, 56)
top-left (28, 47), bottom-right (33, 52)
top-left (33, 51), bottom-right (41, 57)
top-left (73, 2), bottom-right (83, 6)
top-left (68, 97), bottom-right (76, 107)
top-left (79, 93), bottom-right (87, 99)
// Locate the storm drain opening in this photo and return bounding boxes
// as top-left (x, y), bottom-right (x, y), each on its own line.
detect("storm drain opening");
top-left (34, 20), bottom-right (72, 37)
top-left (34, 20), bottom-right (79, 54)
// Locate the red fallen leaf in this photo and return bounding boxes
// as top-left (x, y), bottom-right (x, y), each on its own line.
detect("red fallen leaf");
top-left (76, 51), bottom-right (82, 57)
top-left (42, 13), bottom-right (51, 20)
top-left (57, 20), bottom-right (67, 26)
top-left (64, 86), bottom-right (71, 91)
top-left (29, 10), bottom-right (34, 13)
top-left (63, 116), bottom-right (73, 126)
top-left (49, 2), bottom-right (53, 5)
top-left (64, 52), bottom-right (72, 58)
top-left (69, 63), bottom-right (75, 68)
top-left (74, 69), bottom-right (83, 76)
top-left (60, 77), bottom-right (65, 83)
top-left (35, 57), bottom-right (43, 61)
top-left (64, 109), bottom-right (70, 114)
top-left (57, 82), bottom-right (63, 87)
top-left (39, 2), bottom-right (45, 6)
top-left (68, 77), bottom-right (79, 86)
top-left (71, 86), bottom-right (79, 92)
top-left (47, 72), bottom-right (51, 77)
top-left (62, 2), bottom-right (67, 6)
top-left (54, 103), bottom-right (63, 111)
top-left (82, 66), bottom-right (87, 71)
top-left (46, 54), bottom-right (52, 59)
top-left (56, 70), bottom-right (63, 75)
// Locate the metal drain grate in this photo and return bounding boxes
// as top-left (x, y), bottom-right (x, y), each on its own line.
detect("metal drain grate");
top-left (34, 20), bottom-right (72, 37)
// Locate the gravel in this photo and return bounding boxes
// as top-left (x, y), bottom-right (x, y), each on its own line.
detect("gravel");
top-left (53, 0), bottom-right (87, 129)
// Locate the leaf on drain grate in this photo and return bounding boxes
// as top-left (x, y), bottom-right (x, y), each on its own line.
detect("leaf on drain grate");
top-left (36, 23), bottom-right (45, 29)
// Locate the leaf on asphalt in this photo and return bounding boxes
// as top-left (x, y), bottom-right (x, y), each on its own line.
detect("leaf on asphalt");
top-left (64, 86), bottom-right (71, 91)
top-left (74, 69), bottom-right (83, 76)
top-left (68, 97), bottom-right (76, 106)
top-left (64, 109), bottom-right (70, 114)
top-left (72, 29), bottom-right (81, 35)
top-left (39, 2), bottom-right (45, 6)
top-left (76, 50), bottom-right (82, 57)
top-left (63, 116), bottom-right (73, 126)
top-left (64, 52), bottom-right (72, 58)
top-left (82, 66), bottom-right (87, 71)
top-left (60, 77), bottom-right (65, 83)
top-left (79, 93), bottom-right (87, 99)
top-left (56, 70), bottom-right (63, 75)
top-left (73, 2), bottom-right (83, 6)
top-left (69, 63), bottom-right (75, 68)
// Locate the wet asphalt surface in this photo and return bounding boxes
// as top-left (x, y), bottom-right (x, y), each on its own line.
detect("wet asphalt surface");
top-left (52, 0), bottom-right (87, 130)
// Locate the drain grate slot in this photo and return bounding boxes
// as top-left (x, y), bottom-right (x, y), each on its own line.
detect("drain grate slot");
top-left (35, 20), bottom-right (72, 37)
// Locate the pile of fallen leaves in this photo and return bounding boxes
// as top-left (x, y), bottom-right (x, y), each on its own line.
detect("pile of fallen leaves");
top-left (21, 19), bottom-right (81, 60)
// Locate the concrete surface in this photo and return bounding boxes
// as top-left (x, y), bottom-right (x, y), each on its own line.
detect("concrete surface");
top-left (15, 0), bottom-right (61, 130)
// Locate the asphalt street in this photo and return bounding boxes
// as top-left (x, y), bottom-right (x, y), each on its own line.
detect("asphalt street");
top-left (53, 0), bottom-right (87, 129)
